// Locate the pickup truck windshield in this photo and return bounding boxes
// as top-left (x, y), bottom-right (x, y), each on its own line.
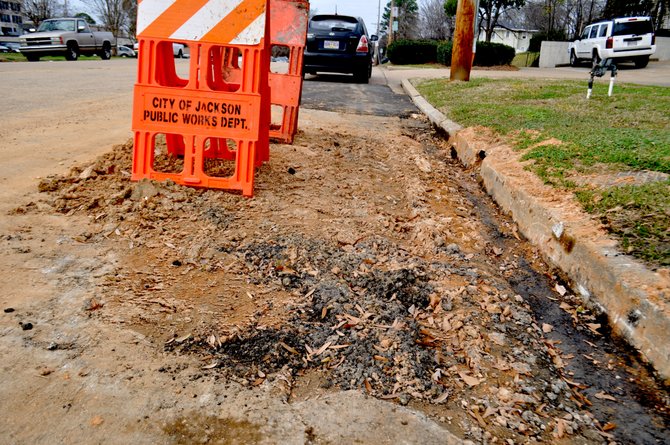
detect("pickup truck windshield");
top-left (37, 20), bottom-right (76, 32)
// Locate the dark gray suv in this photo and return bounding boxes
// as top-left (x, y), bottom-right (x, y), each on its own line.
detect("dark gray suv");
top-left (303, 14), bottom-right (377, 83)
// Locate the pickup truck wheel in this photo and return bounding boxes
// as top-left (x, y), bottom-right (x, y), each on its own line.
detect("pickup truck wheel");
top-left (634, 55), bottom-right (649, 69)
top-left (100, 43), bottom-right (112, 60)
top-left (569, 50), bottom-right (579, 67)
top-left (26, 54), bottom-right (40, 62)
top-left (65, 43), bottom-right (79, 61)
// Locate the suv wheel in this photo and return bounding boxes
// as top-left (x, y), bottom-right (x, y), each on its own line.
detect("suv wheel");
top-left (569, 50), bottom-right (579, 67)
top-left (591, 50), bottom-right (601, 67)
top-left (65, 43), bottom-right (79, 61)
top-left (634, 55), bottom-right (649, 69)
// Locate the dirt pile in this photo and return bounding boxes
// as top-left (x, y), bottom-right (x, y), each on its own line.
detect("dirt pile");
top-left (29, 115), bottom-right (668, 444)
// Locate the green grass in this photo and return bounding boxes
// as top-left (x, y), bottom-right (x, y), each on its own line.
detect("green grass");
top-left (576, 180), bottom-right (670, 266)
top-left (416, 77), bottom-right (670, 267)
top-left (0, 53), bottom-right (109, 62)
top-left (387, 62), bottom-right (445, 69)
top-left (512, 52), bottom-right (540, 68)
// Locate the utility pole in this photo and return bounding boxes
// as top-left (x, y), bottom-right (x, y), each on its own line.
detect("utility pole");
top-left (388, 0), bottom-right (395, 44)
top-left (450, 0), bottom-right (477, 81)
top-left (377, 0), bottom-right (381, 36)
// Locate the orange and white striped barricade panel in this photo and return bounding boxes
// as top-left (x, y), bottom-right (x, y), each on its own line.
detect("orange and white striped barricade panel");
top-left (131, 0), bottom-right (271, 197)
top-left (268, 0), bottom-right (308, 144)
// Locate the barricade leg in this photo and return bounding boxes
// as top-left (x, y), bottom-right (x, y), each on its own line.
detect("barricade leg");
top-left (268, 0), bottom-right (309, 144)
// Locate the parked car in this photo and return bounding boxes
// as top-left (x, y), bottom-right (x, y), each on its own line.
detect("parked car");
top-left (568, 16), bottom-right (656, 68)
top-left (18, 18), bottom-right (116, 61)
top-left (0, 44), bottom-right (9, 53)
top-left (133, 41), bottom-right (187, 58)
top-left (303, 14), bottom-right (377, 83)
top-left (117, 45), bottom-right (136, 57)
top-left (1, 42), bottom-right (21, 52)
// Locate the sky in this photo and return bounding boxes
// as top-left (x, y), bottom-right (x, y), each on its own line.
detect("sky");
top-left (308, 0), bottom-right (386, 35)
top-left (69, 0), bottom-right (393, 37)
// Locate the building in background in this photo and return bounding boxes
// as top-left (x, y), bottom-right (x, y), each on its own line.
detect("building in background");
top-left (0, 0), bottom-right (22, 36)
top-left (478, 23), bottom-right (537, 53)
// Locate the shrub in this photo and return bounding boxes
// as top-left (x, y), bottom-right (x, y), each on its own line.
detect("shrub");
top-left (437, 41), bottom-right (453, 66)
top-left (473, 41), bottom-right (515, 66)
top-left (387, 39), bottom-right (438, 64)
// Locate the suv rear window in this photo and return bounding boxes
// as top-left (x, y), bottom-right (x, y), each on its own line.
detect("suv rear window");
top-left (310, 16), bottom-right (358, 32)
top-left (613, 20), bottom-right (653, 36)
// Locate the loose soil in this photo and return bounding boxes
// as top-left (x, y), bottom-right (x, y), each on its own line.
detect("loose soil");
top-left (1, 109), bottom-right (668, 444)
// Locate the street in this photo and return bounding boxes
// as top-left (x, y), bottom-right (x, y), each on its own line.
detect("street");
top-left (0, 59), bottom-right (668, 444)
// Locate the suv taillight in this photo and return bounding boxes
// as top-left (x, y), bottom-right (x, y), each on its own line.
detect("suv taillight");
top-left (606, 37), bottom-right (613, 49)
top-left (356, 35), bottom-right (369, 53)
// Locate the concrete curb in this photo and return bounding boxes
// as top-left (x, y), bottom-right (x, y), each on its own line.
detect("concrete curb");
top-left (403, 78), bottom-right (670, 384)
top-left (401, 79), bottom-right (463, 138)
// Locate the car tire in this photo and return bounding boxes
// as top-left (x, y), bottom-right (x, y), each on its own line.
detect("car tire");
top-left (25, 54), bottom-right (40, 62)
top-left (569, 50), bottom-right (579, 67)
top-left (591, 50), bottom-right (601, 68)
top-left (634, 55), bottom-right (649, 69)
top-left (65, 43), bottom-right (79, 61)
top-left (354, 65), bottom-right (370, 84)
top-left (100, 43), bottom-right (112, 60)
top-left (354, 71), bottom-right (368, 83)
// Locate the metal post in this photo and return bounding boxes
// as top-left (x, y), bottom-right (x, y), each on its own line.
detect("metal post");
top-left (450, 0), bottom-right (477, 81)
top-left (587, 59), bottom-right (616, 99)
top-left (608, 64), bottom-right (617, 97)
top-left (377, 0), bottom-right (381, 36)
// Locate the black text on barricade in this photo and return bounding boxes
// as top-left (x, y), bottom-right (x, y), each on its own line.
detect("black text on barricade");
top-left (143, 96), bottom-right (249, 130)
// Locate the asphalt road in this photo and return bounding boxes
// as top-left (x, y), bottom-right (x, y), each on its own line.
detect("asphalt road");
top-left (301, 73), bottom-right (417, 117)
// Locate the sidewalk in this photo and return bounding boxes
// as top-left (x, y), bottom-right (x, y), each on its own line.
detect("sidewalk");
top-left (399, 72), bottom-right (670, 384)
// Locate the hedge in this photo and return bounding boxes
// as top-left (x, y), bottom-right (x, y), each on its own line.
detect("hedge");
top-left (473, 42), bottom-right (516, 66)
top-left (387, 39), bottom-right (515, 67)
top-left (437, 41), bottom-right (452, 65)
top-left (387, 39), bottom-right (438, 64)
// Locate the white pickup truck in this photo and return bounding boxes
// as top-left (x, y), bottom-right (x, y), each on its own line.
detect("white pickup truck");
top-left (568, 16), bottom-right (656, 68)
top-left (19, 18), bottom-right (116, 62)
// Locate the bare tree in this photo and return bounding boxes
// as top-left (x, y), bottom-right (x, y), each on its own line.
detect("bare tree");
top-left (87, 0), bottom-right (125, 36)
top-left (419, 0), bottom-right (452, 39)
top-left (122, 0), bottom-right (136, 39)
top-left (566, 0), bottom-right (603, 39)
top-left (518, 0), bottom-right (605, 39)
top-left (381, 0), bottom-right (420, 39)
top-left (22, 0), bottom-right (61, 26)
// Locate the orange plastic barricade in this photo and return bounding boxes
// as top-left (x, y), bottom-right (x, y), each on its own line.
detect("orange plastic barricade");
top-left (131, 0), bottom-right (271, 197)
top-left (268, 0), bottom-right (309, 144)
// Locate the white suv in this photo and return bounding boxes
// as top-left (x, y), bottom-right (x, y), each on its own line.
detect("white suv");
top-left (568, 16), bottom-right (656, 68)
